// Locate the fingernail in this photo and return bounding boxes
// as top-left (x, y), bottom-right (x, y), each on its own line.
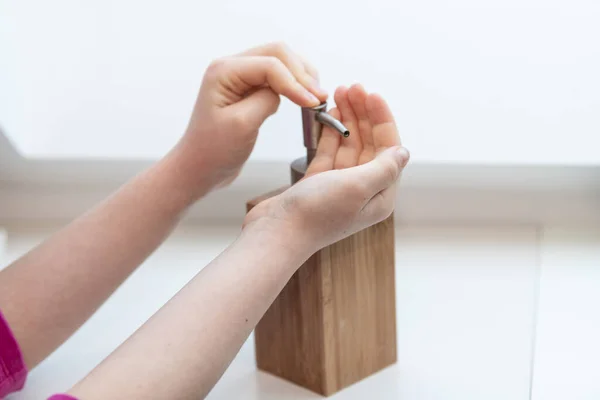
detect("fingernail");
top-left (305, 76), bottom-right (326, 99)
top-left (396, 147), bottom-right (410, 167)
top-left (312, 82), bottom-right (329, 99)
top-left (315, 87), bottom-right (329, 100)
top-left (303, 89), bottom-right (320, 106)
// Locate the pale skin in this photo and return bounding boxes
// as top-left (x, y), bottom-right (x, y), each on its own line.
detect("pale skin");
top-left (0, 42), bottom-right (409, 398)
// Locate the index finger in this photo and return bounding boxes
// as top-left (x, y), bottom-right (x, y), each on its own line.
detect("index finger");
top-left (219, 56), bottom-right (320, 107)
top-left (239, 42), bottom-right (328, 102)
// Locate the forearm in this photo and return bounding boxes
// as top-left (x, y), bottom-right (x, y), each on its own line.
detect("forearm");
top-left (68, 222), bottom-right (308, 400)
top-left (0, 146), bottom-right (208, 368)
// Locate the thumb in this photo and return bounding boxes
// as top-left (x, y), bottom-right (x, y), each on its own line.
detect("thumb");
top-left (227, 88), bottom-right (281, 131)
top-left (346, 146), bottom-right (410, 195)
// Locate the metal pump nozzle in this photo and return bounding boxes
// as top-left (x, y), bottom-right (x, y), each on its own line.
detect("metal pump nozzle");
top-left (316, 112), bottom-right (350, 138)
top-left (301, 102), bottom-right (349, 163)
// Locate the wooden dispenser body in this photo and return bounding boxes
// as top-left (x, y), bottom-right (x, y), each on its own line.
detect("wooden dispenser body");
top-left (246, 157), bottom-right (397, 396)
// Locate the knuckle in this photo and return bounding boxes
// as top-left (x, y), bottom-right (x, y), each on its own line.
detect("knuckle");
top-left (207, 57), bottom-right (227, 72)
top-left (205, 57), bottom-right (229, 79)
top-left (230, 110), bottom-right (251, 130)
top-left (265, 56), bottom-right (284, 71)
top-left (269, 93), bottom-right (282, 113)
top-left (268, 41), bottom-right (291, 56)
top-left (307, 67), bottom-right (319, 81)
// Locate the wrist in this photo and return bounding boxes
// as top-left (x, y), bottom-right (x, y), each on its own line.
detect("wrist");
top-left (163, 142), bottom-right (215, 202)
top-left (241, 215), bottom-right (316, 269)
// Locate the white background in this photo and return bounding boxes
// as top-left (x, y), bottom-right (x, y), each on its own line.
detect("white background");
top-left (1, 0), bottom-right (600, 164)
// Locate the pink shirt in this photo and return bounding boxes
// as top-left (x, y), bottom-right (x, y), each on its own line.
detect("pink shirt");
top-left (0, 309), bottom-right (75, 399)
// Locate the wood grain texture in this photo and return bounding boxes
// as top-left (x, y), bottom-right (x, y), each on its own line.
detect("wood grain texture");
top-left (247, 191), bottom-right (397, 396)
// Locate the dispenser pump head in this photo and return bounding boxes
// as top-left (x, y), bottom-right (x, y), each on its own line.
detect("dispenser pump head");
top-left (301, 102), bottom-right (349, 163)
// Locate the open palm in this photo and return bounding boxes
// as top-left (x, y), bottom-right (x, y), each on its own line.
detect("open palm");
top-left (306, 84), bottom-right (401, 177)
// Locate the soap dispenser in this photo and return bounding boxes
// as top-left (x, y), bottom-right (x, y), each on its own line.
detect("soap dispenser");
top-left (246, 102), bottom-right (397, 396)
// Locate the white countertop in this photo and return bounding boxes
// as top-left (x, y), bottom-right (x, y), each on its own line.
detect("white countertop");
top-left (3, 222), bottom-right (598, 400)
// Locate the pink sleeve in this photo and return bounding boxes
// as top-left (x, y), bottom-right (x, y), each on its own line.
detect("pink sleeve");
top-left (0, 309), bottom-right (27, 398)
top-left (0, 309), bottom-right (79, 400)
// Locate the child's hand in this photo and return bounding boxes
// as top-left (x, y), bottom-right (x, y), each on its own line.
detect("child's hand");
top-left (176, 42), bottom-right (327, 193)
top-left (244, 85), bottom-right (409, 255)
top-left (306, 84), bottom-right (402, 174)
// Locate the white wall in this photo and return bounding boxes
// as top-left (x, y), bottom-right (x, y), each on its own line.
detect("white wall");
top-left (2, 0), bottom-right (600, 165)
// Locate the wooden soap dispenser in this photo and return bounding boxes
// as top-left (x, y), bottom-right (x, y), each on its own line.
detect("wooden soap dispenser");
top-left (246, 102), bottom-right (397, 396)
